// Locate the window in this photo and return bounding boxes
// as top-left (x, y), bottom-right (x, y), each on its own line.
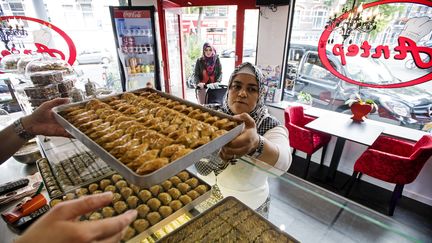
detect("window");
top-left (312, 7), bottom-right (327, 29)
top-left (283, 1), bottom-right (432, 132)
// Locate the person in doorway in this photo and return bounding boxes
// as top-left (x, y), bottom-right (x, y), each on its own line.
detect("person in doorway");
top-left (193, 42), bottom-right (222, 104)
top-left (0, 98), bottom-right (137, 243)
top-left (195, 62), bottom-right (292, 217)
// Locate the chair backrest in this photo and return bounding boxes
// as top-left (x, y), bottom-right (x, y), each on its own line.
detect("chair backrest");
top-left (410, 135), bottom-right (432, 172)
top-left (205, 87), bottom-right (227, 105)
top-left (288, 106), bottom-right (305, 126)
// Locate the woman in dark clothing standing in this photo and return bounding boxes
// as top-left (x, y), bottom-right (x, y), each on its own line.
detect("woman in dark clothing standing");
top-left (194, 42), bottom-right (222, 104)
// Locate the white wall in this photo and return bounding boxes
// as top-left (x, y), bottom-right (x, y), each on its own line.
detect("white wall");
top-left (256, 6), bottom-right (289, 68)
top-left (268, 105), bottom-right (432, 206)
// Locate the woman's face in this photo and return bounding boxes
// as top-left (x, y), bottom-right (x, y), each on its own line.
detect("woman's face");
top-left (204, 47), bottom-right (213, 57)
top-left (228, 73), bottom-right (259, 114)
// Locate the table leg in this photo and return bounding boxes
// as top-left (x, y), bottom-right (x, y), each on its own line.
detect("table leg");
top-left (326, 137), bottom-right (346, 181)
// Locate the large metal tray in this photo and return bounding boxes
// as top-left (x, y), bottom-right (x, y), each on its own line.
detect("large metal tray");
top-left (157, 196), bottom-right (300, 243)
top-left (52, 88), bottom-right (244, 187)
top-left (49, 170), bottom-right (212, 243)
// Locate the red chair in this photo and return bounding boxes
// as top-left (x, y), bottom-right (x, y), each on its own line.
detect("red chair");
top-left (346, 135), bottom-right (432, 216)
top-left (284, 106), bottom-right (331, 178)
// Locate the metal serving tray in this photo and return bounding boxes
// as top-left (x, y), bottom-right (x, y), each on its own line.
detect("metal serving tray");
top-left (52, 88), bottom-right (244, 187)
top-left (157, 196), bottom-right (300, 243)
top-left (49, 170), bottom-right (212, 243)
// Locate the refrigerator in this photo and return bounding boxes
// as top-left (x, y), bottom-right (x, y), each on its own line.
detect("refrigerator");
top-left (109, 6), bottom-right (160, 91)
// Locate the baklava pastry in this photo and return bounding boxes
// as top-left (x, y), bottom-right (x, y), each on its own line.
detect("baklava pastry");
top-left (158, 192), bottom-right (172, 205)
top-left (169, 200), bottom-right (183, 211)
top-left (147, 198), bottom-right (161, 211)
top-left (120, 187), bottom-right (133, 199)
top-left (149, 185), bottom-right (163, 197)
top-left (170, 148), bottom-right (193, 161)
top-left (127, 149), bottom-right (160, 170)
top-left (136, 157), bottom-right (169, 175)
top-left (127, 195), bottom-right (140, 209)
top-left (159, 206), bottom-right (173, 218)
top-left (133, 219), bottom-right (150, 233)
top-left (136, 204), bottom-right (150, 218)
top-left (160, 144), bottom-right (185, 158)
top-left (146, 212), bottom-right (162, 225)
top-left (113, 201), bottom-right (128, 214)
top-left (138, 189), bottom-right (152, 203)
top-left (102, 206), bottom-right (115, 218)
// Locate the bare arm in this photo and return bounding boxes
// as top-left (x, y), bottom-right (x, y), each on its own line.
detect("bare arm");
top-left (219, 113), bottom-right (283, 166)
top-left (0, 98), bottom-right (71, 164)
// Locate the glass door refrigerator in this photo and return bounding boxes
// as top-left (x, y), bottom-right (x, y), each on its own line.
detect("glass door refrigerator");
top-left (109, 6), bottom-right (160, 91)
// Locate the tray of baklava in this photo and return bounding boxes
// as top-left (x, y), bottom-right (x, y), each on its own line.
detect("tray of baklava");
top-left (37, 150), bottom-right (114, 198)
top-left (49, 170), bottom-right (211, 242)
top-left (52, 88), bottom-right (243, 187)
top-left (156, 196), bottom-right (299, 243)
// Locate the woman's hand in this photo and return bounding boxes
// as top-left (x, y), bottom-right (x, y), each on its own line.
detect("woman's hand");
top-left (22, 98), bottom-right (71, 137)
top-left (15, 192), bottom-right (137, 243)
top-left (219, 113), bottom-right (259, 161)
top-left (197, 83), bottom-right (206, 89)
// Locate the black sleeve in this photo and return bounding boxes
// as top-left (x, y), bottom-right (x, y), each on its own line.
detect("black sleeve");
top-left (194, 59), bottom-right (202, 85)
top-left (215, 57), bottom-right (222, 83)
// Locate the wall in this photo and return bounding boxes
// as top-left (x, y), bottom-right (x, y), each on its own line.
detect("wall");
top-left (268, 105), bottom-right (432, 206)
top-left (256, 5), bottom-right (289, 68)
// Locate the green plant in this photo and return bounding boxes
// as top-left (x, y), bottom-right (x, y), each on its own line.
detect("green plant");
top-left (345, 93), bottom-right (378, 110)
top-left (297, 91), bottom-right (312, 104)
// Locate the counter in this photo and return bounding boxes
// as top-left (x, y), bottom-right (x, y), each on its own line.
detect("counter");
top-left (0, 135), bottom-right (430, 242)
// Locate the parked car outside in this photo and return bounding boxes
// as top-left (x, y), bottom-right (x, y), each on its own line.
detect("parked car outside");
top-left (76, 49), bottom-right (113, 65)
top-left (284, 44), bottom-right (432, 130)
top-left (221, 48), bottom-right (256, 58)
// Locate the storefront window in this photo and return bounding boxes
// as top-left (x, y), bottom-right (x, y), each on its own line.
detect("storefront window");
top-left (0, 0), bottom-right (125, 91)
top-left (283, 0), bottom-right (432, 132)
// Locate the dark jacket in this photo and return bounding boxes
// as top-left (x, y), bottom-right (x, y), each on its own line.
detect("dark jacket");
top-left (193, 56), bottom-right (222, 85)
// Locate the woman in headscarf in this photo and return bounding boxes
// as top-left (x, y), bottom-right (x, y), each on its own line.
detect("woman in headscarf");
top-left (193, 42), bottom-right (222, 104)
top-left (196, 62), bottom-right (291, 217)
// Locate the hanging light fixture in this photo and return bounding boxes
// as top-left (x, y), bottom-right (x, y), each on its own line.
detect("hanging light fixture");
top-left (326, 1), bottom-right (381, 44)
top-left (0, 18), bottom-right (28, 50)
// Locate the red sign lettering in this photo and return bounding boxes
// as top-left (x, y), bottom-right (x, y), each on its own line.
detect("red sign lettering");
top-left (318, 0), bottom-right (432, 88)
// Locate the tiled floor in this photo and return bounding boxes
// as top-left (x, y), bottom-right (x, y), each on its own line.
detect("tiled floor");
top-left (283, 154), bottom-right (432, 242)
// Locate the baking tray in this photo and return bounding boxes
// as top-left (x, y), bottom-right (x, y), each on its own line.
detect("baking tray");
top-left (49, 170), bottom-right (212, 242)
top-left (36, 150), bottom-right (114, 199)
top-left (52, 88), bottom-right (244, 187)
top-left (157, 196), bottom-right (299, 243)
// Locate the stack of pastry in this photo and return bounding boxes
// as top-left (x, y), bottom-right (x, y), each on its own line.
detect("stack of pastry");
top-left (50, 171), bottom-right (209, 242)
top-left (159, 197), bottom-right (296, 242)
top-left (62, 91), bottom-right (237, 175)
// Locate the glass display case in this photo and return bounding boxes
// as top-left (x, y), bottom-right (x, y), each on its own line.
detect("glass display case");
top-left (1, 131), bottom-right (429, 242)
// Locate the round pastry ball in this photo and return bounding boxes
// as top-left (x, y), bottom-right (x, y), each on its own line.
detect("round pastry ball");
top-left (104, 185), bottom-right (116, 193)
top-left (136, 204), bottom-right (150, 218)
top-left (92, 190), bottom-right (103, 194)
top-left (169, 200), bottom-right (183, 211)
top-left (195, 185), bottom-right (208, 195)
top-left (111, 174), bottom-right (124, 183)
top-left (149, 185), bottom-right (163, 197)
top-left (138, 190), bottom-right (152, 203)
top-left (177, 171), bottom-right (190, 182)
top-left (179, 195), bottom-right (192, 205)
top-left (147, 198), bottom-right (161, 211)
top-left (130, 184), bottom-right (141, 194)
top-left (63, 193), bottom-right (75, 201)
top-left (75, 188), bottom-right (89, 197)
top-left (169, 176), bottom-right (182, 186)
top-left (88, 183), bottom-right (99, 193)
top-left (99, 179), bottom-right (112, 190)
top-left (115, 180), bottom-right (128, 189)
top-left (50, 199), bottom-right (63, 207)
top-left (186, 190), bottom-right (200, 200)
top-left (121, 226), bottom-right (136, 241)
top-left (133, 219), bottom-right (150, 233)
top-left (158, 206), bottom-right (173, 218)
top-left (158, 192), bottom-right (172, 205)
top-left (102, 206), bottom-right (115, 218)
top-left (89, 212), bottom-right (102, 221)
top-left (114, 201), bottom-right (128, 214)
top-left (161, 180), bottom-right (173, 191)
top-left (185, 178), bottom-right (199, 188)
top-left (177, 182), bottom-right (191, 194)
top-left (112, 193), bottom-right (122, 203)
top-left (120, 187), bottom-right (133, 199)
top-left (167, 188), bottom-right (181, 200)
top-left (146, 212), bottom-right (162, 225)
top-left (127, 195), bottom-right (140, 209)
